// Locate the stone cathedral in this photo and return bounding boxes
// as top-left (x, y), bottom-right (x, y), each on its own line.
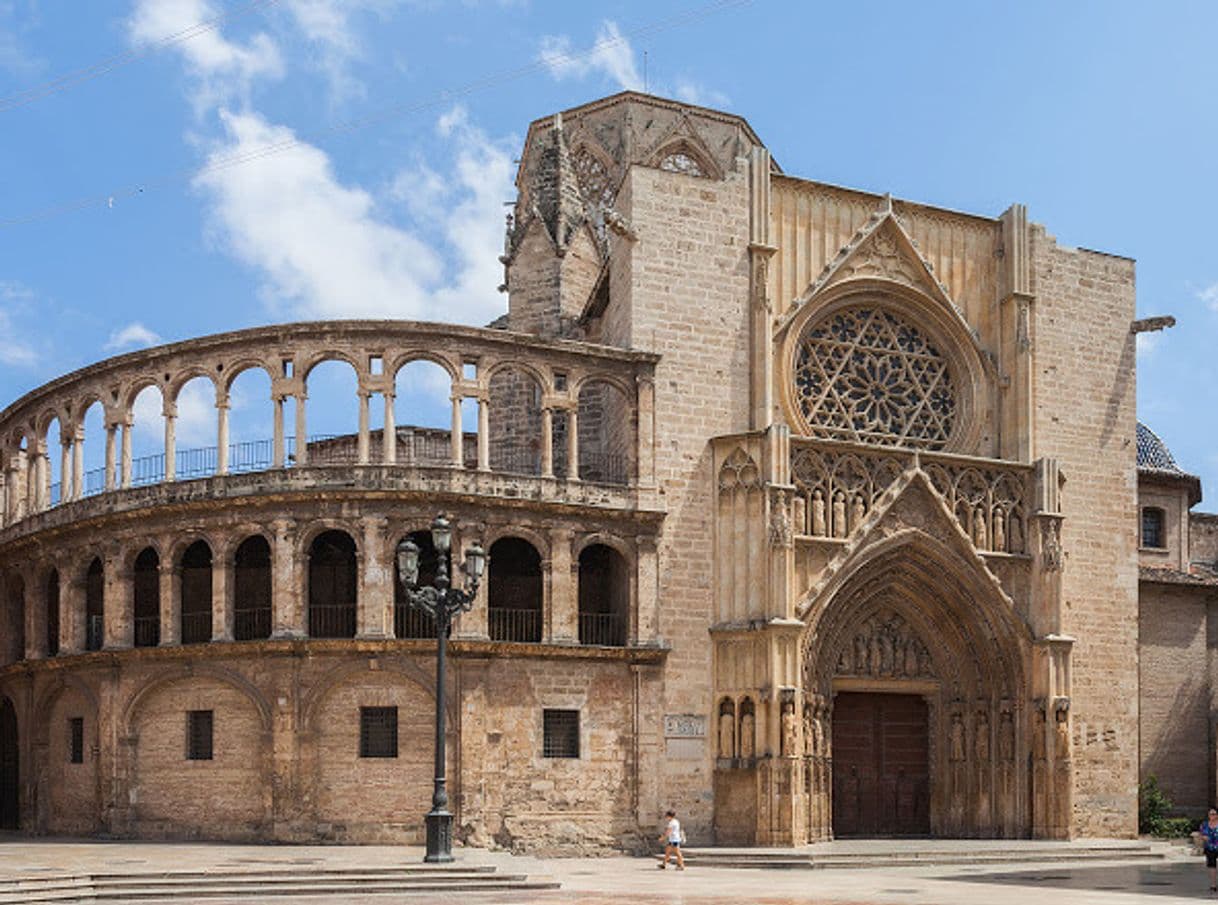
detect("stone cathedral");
top-left (0, 92), bottom-right (1214, 850)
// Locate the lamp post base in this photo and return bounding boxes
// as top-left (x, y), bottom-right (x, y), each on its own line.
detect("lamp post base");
top-left (423, 809), bottom-right (454, 863)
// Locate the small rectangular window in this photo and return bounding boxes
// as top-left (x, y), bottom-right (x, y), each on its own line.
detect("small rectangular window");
top-left (187, 710), bottom-right (214, 761)
top-left (68, 717), bottom-right (84, 764)
top-left (360, 707), bottom-right (398, 758)
top-left (369, 355), bottom-right (383, 375)
top-left (1142, 508), bottom-right (1165, 549)
top-left (282, 358), bottom-right (294, 378)
top-left (543, 709), bottom-right (580, 758)
top-left (463, 361), bottom-right (477, 380)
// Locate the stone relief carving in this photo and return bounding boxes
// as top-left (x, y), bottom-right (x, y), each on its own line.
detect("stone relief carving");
top-left (781, 701), bottom-right (798, 757)
top-left (834, 611), bottom-right (934, 679)
top-left (718, 447), bottom-right (761, 493)
top-left (974, 709), bottom-right (990, 761)
top-left (999, 705), bottom-right (1015, 762)
top-left (769, 489), bottom-right (793, 548)
top-left (791, 443), bottom-right (1030, 554)
top-left (949, 710), bottom-right (966, 762)
top-left (1040, 518), bottom-right (1063, 572)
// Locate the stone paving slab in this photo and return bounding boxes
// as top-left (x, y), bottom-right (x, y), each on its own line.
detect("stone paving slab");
top-left (0, 835), bottom-right (1206, 904)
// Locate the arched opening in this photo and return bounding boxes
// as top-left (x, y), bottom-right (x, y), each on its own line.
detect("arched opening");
top-left (225, 366), bottom-right (275, 473)
top-left (300, 359), bottom-right (359, 466)
top-left (577, 543), bottom-right (629, 646)
top-left (488, 367), bottom-right (543, 475)
top-left (42, 416), bottom-right (62, 508)
top-left (129, 384), bottom-right (166, 486)
top-left (133, 548), bottom-right (160, 648)
top-left (393, 360), bottom-right (456, 466)
top-left (5, 575), bottom-right (24, 663)
top-left (487, 537), bottom-right (542, 642)
top-left (180, 541), bottom-right (213, 644)
top-left (0, 696), bottom-right (17, 829)
top-left (45, 570), bottom-right (59, 656)
top-left (308, 530), bottom-right (357, 638)
top-left (84, 558), bottom-right (104, 651)
top-left (173, 375), bottom-right (219, 480)
top-left (577, 380), bottom-right (632, 485)
top-left (233, 536), bottom-right (272, 641)
top-left (394, 530), bottom-right (444, 638)
top-left (80, 400), bottom-right (107, 497)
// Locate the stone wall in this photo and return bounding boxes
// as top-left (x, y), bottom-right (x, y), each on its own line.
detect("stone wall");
top-left (1030, 228), bottom-right (1139, 835)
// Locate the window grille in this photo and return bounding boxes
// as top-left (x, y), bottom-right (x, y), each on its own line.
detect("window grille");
top-left (187, 710), bottom-right (213, 761)
top-left (543, 709), bottom-right (580, 758)
top-left (359, 707), bottom-right (398, 759)
top-left (1142, 508), bottom-right (1165, 549)
top-left (68, 717), bottom-right (83, 764)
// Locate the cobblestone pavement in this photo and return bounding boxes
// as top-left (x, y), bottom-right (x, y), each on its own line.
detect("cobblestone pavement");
top-left (0, 835), bottom-right (1209, 904)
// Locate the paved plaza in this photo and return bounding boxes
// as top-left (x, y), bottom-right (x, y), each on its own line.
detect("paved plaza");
top-left (0, 835), bottom-right (1213, 904)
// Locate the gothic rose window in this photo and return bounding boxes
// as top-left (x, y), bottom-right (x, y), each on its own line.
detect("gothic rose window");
top-left (794, 305), bottom-right (957, 449)
top-left (658, 151), bottom-right (705, 177)
top-left (572, 147), bottom-right (615, 208)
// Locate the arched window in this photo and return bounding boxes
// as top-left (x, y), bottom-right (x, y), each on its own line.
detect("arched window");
top-left (45, 570), bottom-right (59, 657)
top-left (233, 536), bottom-right (272, 641)
top-left (578, 544), bottom-right (629, 646)
top-left (394, 530), bottom-right (442, 639)
top-left (488, 537), bottom-right (542, 643)
top-left (658, 149), bottom-right (706, 178)
top-left (577, 380), bottom-right (632, 485)
top-left (180, 541), bottom-right (213, 644)
top-left (793, 304), bottom-right (958, 450)
top-left (308, 530), bottom-right (357, 638)
top-left (84, 558), bottom-right (104, 651)
top-left (1141, 507), bottom-right (1166, 549)
top-left (133, 548), bottom-right (160, 648)
top-left (488, 368), bottom-right (543, 476)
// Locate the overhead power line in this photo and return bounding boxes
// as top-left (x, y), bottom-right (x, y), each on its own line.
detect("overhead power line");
top-left (0, 0), bottom-right (752, 230)
top-left (0, 0), bottom-right (281, 114)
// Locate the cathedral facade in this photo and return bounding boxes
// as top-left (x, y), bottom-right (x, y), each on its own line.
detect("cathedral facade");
top-left (0, 92), bottom-right (1212, 849)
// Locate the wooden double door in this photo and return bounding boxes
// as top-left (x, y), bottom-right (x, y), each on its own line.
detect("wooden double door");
top-left (832, 692), bottom-right (929, 836)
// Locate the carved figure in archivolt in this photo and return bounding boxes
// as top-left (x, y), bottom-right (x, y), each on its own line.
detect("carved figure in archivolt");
top-left (974, 709), bottom-right (990, 762)
top-left (718, 699), bottom-right (735, 759)
top-left (998, 704), bottom-right (1015, 762)
top-left (836, 611), bottom-right (934, 680)
top-left (949, 711), bottom-right (966, 762)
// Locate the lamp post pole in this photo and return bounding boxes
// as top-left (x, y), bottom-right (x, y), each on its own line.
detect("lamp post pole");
top-left (395, 515), bottom-right (485, 863)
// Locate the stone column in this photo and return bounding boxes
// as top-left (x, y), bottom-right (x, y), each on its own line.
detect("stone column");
top-left (450, 396), bottom-right (463, 467)
top-left (358, 517), bottom-right (391, 638)
top-left (272, 395), bottom-right (285, 468)
top-left (383, 393), bottom-right (397, 464)
top-left (540, 408), bottom-right (554, 478)
top-left (72, 427), bottom-right (84, 501)
top-left (158, 557), bottom-right (179, 646)
top-left (104, 422), bottom-right (117, 491)
top-left (357, 391), bottom-right (371, 465)
top-left (59, 436), bottom-right (72, 504)
top-left (163, 402), bottom-right (177, 482)
top-left (635, 536), bottom-right (659, 644)
top-left (271, 519), bottom-right (304, 638)
top-left (547, 528), bottom-right (576, 642)
top-left (293, 395), bottom-right (308, 465)
top-left (452, 526), bottom-right (489, 641)
top-left (211, 552), bottom-right (233, 642)
top-left (120, 416), bottom-right (133, 488)
top-left (216, 395), bottom-right (230, 475)
top-left (566, 408), bottom-right (580, 481)
top-left (103, 550), bottom-right (133, 650)
top-left (477, 398), bottom-right (490, 471)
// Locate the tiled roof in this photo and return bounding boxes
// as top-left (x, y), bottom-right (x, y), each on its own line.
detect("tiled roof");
top-left (1137, 422), bottom-right (1185, 474)
top-left (1139, 565), bottom-right (1218, 587)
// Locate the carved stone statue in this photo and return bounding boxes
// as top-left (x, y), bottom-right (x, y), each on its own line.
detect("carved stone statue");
top-left (1054, 698), bottom-right (1071, 761)
top-left (868, 632), bottom-right (881, 675)
top-left (878, 630), bottom-right (893, 676)
top-left (781, 703), bottom-right (798, 757)
top-left (802, 706), bottom-right (814, 757)
top-left (974, 710), bottom-right (990, 761)
top-left (718, 710), bottom-right (735, 759)
top-left (740, 711), bottom-right (755, 759)
top-left (992, 507), bottom-right (1006, 553)
top-left (999, 708), bottom-right (1015, 762)
top-left (811, 489), bottom-right (827, 536)
top-left (903, 640), bottom-right (918, 678)
top-left (950, 712), bottom-right (966, 762)
top-left (832, 492), bottom-right (847, 538)
top-left (850, 495), bottom-right (866, 533)
top-left (1009, 514), bottom-right (1024, 554)
top-left (854, 634), bottom-right (868, 673)
top-left (972, 505), bottom-right (988, 548)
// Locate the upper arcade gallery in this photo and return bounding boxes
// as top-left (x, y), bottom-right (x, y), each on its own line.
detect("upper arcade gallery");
top-left (0, 91), bottom-right (1163, 849)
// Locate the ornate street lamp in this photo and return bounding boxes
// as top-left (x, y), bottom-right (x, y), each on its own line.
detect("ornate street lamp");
top-left (395, 514), bottom-right (486, 863)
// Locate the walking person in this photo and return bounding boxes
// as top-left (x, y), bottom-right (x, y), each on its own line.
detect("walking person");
top-left (1201, 808), bottom-right (1218, 892)
top-left (657, 809), bottom-right (685, 870)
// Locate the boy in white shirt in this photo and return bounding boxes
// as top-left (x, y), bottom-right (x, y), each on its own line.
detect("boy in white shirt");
top-left (657, 809), bottom-right (685, 870)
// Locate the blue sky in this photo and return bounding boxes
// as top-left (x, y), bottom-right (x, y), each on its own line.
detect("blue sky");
top-left (0, 0), bottom-right (1215, 505)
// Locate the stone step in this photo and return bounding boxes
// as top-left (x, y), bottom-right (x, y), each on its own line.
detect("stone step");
top-left (679, 844), bottom-right (1165, 870)
top-left (0, 867), bottom-right (560, 904)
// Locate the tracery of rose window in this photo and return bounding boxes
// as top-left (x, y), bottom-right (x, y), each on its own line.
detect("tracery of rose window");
top-left (572, 147), bottom-right (615, 208)
top-left (793, 305), bottom-right (957, 450)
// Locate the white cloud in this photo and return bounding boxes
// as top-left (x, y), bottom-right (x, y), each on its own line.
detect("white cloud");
top-left (280, 0), bottom-right (397, 103)
top-left (1135, 330), bottom-right (1161, 360)
top-left (673, 78), bottom-right (730, 109)
top-left (193, 107), bottom-right (511, 325)
top-left (0, 280), bottom-right (38, 366)
top-left (128, 0), bottom-right (284, 110)
top-left (1200, 282), bottom-right (1218, 313)
top-left (105, 322), bottom-right (162, 352)
top-left (539, 20), bottom-right (642, 91)
top-left (0, 2), bottom-right (41, 77)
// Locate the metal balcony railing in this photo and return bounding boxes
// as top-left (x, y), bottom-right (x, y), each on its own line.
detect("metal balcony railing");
top-left (180, 611), bottom-right (212, 645)
top-left (394, 605), bottom-right (437, 640)
top-left (308, 602), bottom-right (356, 639)
top-left (488, 607), bottom-right (542, 643)
top-left (234, 607), bottom-right (272, 641)
top-left (578, 611), bottom-right (626, 647)
top-left (134, 616), bottom-right (160, 648)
